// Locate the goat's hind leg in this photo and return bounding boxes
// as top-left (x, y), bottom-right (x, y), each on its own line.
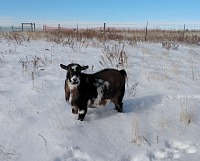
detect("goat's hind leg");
top-left (114, 88), bottom-right (125, 113)
top-left (114, 100), bottom-right (123, 113)
top-left (113, 95), bottom-right (123, 112)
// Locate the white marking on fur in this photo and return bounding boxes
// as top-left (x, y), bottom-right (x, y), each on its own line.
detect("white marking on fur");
top-left (98, 79), bottom-right (103, 83)
top-left (104, 81), bottom-right (110, 88)
top-left (68, 79), bottom-right (79, 90)
top-left (105, 99), bottom-right (111, 106)
top-left (89, 80), bottom-right (111, 107)
top-left (88, 99), bottom-right (111, 108)
top-left (94, 85), bottom-right (103, 105)
top-left (72, 106), bottom-right (77, 109)
top-left (70, 75), bottom-right (80, 84)
top-left (71, 65), bottom-right (77, 71)
top-left (79, 110), bottom-right (85, 114)
top-left (87, 100), bottom-right (91, 106)
top-left (69, 93), bottom-right (73, 103)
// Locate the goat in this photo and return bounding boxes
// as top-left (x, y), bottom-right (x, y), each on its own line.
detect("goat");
top-left (60, 63), bottom-right (127, 121)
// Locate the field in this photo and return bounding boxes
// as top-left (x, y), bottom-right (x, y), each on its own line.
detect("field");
top-left (0, 31), bottom-right (200, 161)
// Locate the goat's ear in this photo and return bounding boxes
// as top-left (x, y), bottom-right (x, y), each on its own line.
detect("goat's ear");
top-left (81, 65), bottom-right (89, 70)
top-left (60, 64), bottom-right (69, 70)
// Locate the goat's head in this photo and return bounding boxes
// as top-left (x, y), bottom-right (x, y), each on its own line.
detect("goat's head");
top-left (60, 63), bottom-right (89, 85)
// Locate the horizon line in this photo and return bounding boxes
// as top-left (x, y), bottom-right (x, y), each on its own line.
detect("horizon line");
top-left (1, 17), bottom-right (200, 26)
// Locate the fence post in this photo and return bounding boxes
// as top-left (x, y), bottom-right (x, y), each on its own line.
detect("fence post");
top-left (58, 24), bottom-right (61, 31)
top-left (145, 21), bottom-right (148, 41)
top-left (182, 24), bottom-right (185, 40)
top-left (76, 23), bottom-right (79, 39)
top-left (43, 24), bottom-right (46, 32)
top-left (104, 23), bottom-right (106, 40)
top-left (31, 23), bottom-right (33, 31)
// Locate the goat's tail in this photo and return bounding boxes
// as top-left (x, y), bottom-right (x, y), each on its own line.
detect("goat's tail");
top-left (120, 69), bottom-right (127, 79)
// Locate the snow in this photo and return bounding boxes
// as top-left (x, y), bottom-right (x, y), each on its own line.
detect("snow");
top-left (0, 35), bottom-right (200, 161)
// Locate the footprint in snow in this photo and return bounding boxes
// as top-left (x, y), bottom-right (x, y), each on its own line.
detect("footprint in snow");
top-left (165, 140), bottom-right (197, 154)
top-left (55, 146), bottom-right (90, 161)
top-left (154, 140), bottom-right (197, 160)
top-left (0, 145), bottom-right (17, 161)
top-left (132, 140), bottom-right (198, 161)
top-left (131, 153), bottom-right (151, 161)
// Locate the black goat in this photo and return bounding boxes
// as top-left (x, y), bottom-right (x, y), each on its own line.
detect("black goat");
top-left (60, 63), bottom-right (127, 121)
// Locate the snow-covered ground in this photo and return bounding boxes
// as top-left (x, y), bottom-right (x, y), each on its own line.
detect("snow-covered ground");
top-left (0, 35), bottom-right (200, 161)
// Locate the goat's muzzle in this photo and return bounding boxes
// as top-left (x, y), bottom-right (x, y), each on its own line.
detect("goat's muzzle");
top-left (70, 76), bottom-right (80, 85)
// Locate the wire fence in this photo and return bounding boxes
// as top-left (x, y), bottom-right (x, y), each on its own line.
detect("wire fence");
top-left (1, 22), bottom-right (200, 32)
top-left (1, 22), bottom-right (200, 44)
top-left (43, 23), bottom-right (200, 31)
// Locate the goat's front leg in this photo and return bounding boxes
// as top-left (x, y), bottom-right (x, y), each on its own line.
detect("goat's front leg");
top-left (78, 108), bottom-right (87, 121)
top-left (72, 106), bottom-right (78, 114)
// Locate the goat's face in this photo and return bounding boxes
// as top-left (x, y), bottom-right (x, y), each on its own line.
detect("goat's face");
top-left (60, 63), bottom-right (89, 85)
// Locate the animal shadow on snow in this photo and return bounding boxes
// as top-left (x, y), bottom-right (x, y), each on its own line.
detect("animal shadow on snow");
top-left (123, 94), bottom-right (164, 113)
top-left (85, 104), bottom-right (119, 121)
top-left (85, 94), bottom-right (164, 121)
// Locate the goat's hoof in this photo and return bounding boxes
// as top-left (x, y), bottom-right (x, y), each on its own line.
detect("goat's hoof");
top-left (78, 114), bottom-right (85, 121)
top-left (72, 108), bottom-right (78, 114)
top-left (115, 108), bottom-right (123, 113)
top-left (78, 117), bottom-right (84, 121)
top-left (78, 118), bottom-right (84, 121)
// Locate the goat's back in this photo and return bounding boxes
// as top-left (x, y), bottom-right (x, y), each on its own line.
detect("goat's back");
top-left (91, 69), bottom-right (126, 88)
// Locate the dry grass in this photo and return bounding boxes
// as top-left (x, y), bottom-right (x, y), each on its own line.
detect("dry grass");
top-left (19, 55), bottom-right (50, 88)
top-left (180, 98), bottom-right (193, 125)
top-left (1, 28), bottom-right (200, 44)
top-left (99, 44), bottom-right (128, 68)
top-left (132, 117), bottom-right (151, 146)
